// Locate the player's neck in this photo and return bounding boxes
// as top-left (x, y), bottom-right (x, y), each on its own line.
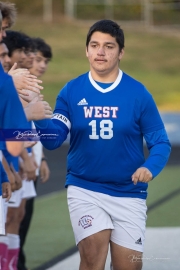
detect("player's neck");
top-left (90, 68), bottom-right (119, 83)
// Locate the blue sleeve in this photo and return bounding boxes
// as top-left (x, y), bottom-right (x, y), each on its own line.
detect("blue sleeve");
top-left (142, 128), bottom-right (171, 178)
top-left (34, 85), bottom-right (70, 150)
top-left (135, 90), bottom-right (165, 134)
top-left (1, 76), bottom-right (29, 130)
top-left (0, 162), bottom-right (9, 183)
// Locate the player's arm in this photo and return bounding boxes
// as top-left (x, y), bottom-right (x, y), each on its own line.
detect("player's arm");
top-left (34, 86), bottom-right (70, 150)
top-left (2, 76), bottom-right (30, 156)
top-left (0, 162), bottom-right (11, 201)
top-left (132, 90), bottom-right (171, 185)
top-left (2, 154), bottom-right (16, 191)
top-left (132, 128), bottom-right (171, 185)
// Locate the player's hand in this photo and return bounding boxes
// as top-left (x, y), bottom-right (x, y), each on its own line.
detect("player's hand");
top-left (10, 164), bottom-right (22, 191)
top-left (9, 63), bottom-right (43, 95)
top-left (21, 154), bottom-right (37, 181)
top-left (2, 182), bottom-right (11, 201)
top-left (24, 96), bottom-right (53, 121)
top-left (7, 167), bottom-right (16, 192)
top-left (24, 141), bottom-right (37, 149)
top-left (40, 160), bottom-right (50, 183)
top-left (132, 167), bottom-right (153, 185)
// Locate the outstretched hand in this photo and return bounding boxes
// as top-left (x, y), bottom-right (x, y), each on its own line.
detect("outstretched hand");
top-left (8, 63), bottom-right (43, 95)
top-left (24, 95), bottom-right (53, 121)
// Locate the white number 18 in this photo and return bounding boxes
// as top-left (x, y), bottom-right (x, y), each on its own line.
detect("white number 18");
top-left (89, 120), bottom-right (113, 140)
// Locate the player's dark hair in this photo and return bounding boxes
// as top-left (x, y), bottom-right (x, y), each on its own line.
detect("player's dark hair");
top-left (3, 30), bottom-right (29, 56)
top-left (19, 32), bottom-right (36, 54)
top-left (32, 37), bottom-right (52, 59)
top-left (86, 19), bottom-right (124, 51)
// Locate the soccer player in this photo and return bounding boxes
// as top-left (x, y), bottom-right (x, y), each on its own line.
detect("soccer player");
top-left (0, 9), bottom-right (29, 268)
top-left (34, 20), bottom-right (171, 270)
top-left (0, 41), bottom-right (10, 72)
top-left (18, 37), bottom-right (52, 270)
top-left (0, 1), bottom-right (16, 38)
top-left (29, 37), bottom-right (52, 78)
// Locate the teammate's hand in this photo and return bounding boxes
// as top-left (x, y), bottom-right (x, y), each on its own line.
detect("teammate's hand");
top-left (10, 163), bottom-right (22, 191)
top-left (21, 154), bottom-right (37, 181)
top-left (132, 167), bottom-right (153, 185)
top-left (40, 160), bottom-right (50, 183)
top-left (7, 167), bottom-right (16, 192)
top-left (2, 182), bottom-right (11, 201)
top-left (9, 63), bottom-right (43, 95)
top-left (24, 141), bottom-right (37, 149)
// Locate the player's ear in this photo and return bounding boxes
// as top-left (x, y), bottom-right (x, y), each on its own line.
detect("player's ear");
top-left (86, 47), bottom-right (88, 57)
top-left (118, 48), bottom-right (124, 61)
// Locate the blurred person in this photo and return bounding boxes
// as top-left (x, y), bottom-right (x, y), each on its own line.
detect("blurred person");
top-left (0, 1), bottom-right (16, 38)
top-left (0, 9), bottom-right (30, 270)
top-left (0, 28), bottom-right (52, 270)
top-left (0, 41), bottom-right (10, 72)
top-left (34, 19), bottom-right (171, 270)
top-left (3, 30), bottom-right (28, 69)
top-left (18, 37), bottom-right (52, 270)
top-left (29, 37), bottom-right (52, 77)
top-left (0, 11), bottom-right (29, 157)
top-left (20, 33), bottom-right (36, 70)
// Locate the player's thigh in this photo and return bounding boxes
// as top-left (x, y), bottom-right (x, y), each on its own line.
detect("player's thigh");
top-left (110, 198), bottom-right (147, 252)
top-left (78, 229), bottom-right (111, 266)
top-left (110, 241), bottom-right (142, 270)
top-left (67, 185), bottom-right (114, 246)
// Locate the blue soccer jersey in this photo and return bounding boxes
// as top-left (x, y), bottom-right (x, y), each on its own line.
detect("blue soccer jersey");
top-left (35, 70), bottom-right (171, 199)
top-left (0, 64), bottom-right (29, 149)
top-left (0, 64), bottom-right (29, 195)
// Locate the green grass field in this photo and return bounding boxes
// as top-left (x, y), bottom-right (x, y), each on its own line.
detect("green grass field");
top-left (25, 166), bottom-right (180, 269)
top-left (13, 18), bottom-right (180, 111)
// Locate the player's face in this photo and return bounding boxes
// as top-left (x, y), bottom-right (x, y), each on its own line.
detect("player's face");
top-left (30, 52), bottom-right (49, 78)
top-left (86, 31), bottom-right (124, 80)
top-left (10, 48), bottom-right (26, 68)
top-left (0, 43), bottom-right (11, 72)
top-left (22, 50), bottom-right (36, 69)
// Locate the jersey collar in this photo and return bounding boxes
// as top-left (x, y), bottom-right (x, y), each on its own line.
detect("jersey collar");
top-left (88, 69), bottom-right (123, 93)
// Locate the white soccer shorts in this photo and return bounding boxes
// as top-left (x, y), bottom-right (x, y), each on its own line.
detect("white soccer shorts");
top-left (67, 185), bottom-right (147, 252)
top-left (0, 196), bottom-right (5, 235)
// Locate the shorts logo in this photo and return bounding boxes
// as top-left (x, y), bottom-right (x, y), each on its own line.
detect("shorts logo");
top-left (78, 215), bottom-right (94, 229)
top-left (135, 237), bottom-right (142, 245)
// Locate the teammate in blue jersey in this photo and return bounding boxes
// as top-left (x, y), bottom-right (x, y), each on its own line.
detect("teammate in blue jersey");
top-left (34, 20), bottom-right (171, 270)
top-left (0, 11), bottom-right (29, 156)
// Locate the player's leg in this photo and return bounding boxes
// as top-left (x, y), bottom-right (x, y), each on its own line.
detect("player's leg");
top-left (109, 197), bottom-right (147, 270)
top-left (67, 185), bottom-right (114, 270)
top-left (110, 242), bottom-right (142, 270)
top-left (78, 229), bottom-right (111, 270)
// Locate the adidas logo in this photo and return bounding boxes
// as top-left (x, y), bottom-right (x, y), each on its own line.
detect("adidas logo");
top-left (77, 98), bottom-right (88, 105)
top-left (135, 237), bottom-right (142, 245)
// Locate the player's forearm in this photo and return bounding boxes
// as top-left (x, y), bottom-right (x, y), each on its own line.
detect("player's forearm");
top-left (34, 119), bottom-right (68, 150)
top-left (142, 141), bottom-right (171, 178)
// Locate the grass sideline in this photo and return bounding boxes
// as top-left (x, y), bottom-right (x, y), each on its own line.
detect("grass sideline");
top-left (12, 18), bottom-right (180, 111)
top-left (25, 166), bottom-right (180, 269)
